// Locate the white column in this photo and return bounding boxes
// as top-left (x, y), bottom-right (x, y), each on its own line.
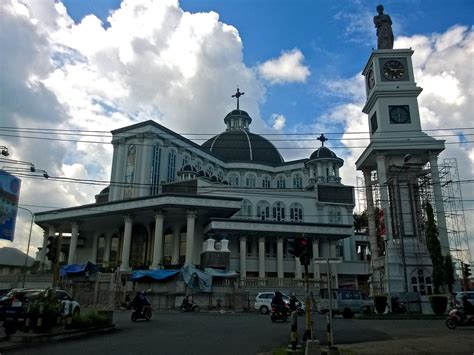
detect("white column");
top-left (103, 233), bottom-right (112, 265)
top-left (363, 169), bottom-right (379, 258)
top-left (277, 237), bottom-right (284, 279)
top-left (258, 236), bottom-right (265, 278)
top-left (172, 227), bottom-right (180, 264)
top-left (184, 211), bottom-right (197, 266)
top-left (90, 232), bottom-right (99, 263)
top-left (239, 236), bottom-right (247, 278)
top-left (120, 216), bottom-right (133, 271)
top-left (295, 257), bottom-right (302, 279)
top-left (110, 141), bottom-right (126, 201)
top-left (330, 240), bottom-right (339, 288)
top-left (151, 212), bottom-right (164, 269)
top-left (375, 153), bottom-right (393, 239)
top-left (312, 239), bottom-right (320, 280)
top-left (68, 222), bottom-right (79, 265)
top-left (429, 154), bottom-right (449, 255)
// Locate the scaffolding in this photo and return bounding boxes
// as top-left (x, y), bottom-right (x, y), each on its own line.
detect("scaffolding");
top-left (439, 158), bottom-right (472, 265)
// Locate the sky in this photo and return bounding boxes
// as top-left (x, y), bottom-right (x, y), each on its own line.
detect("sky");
top-left (0, 0), bottom-right (473, 260)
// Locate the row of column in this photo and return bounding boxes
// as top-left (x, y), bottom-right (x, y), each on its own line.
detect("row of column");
top-left (40, 210), bottom-right (198, 272)
top-left (238, 236), bottom-right (339, 280)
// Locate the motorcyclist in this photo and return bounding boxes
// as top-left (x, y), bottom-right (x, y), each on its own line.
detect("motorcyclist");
top-left (132, 291), bottom-right (150, 315)
top-left (271, 291), bottom-right (286, 314)
top-left (181, 295), bottom-right (193, 310)
top-left (289, 292), bottom-right (299, 312)
top-left (390, 296), bottom-right (407, 314)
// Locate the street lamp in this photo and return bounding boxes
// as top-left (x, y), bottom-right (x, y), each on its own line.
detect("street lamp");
top-left (18, 206), bottom-right (35, 288)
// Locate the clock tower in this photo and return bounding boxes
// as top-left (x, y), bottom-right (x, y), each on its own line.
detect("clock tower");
top-left (356, 47), bottom-right (449, 307)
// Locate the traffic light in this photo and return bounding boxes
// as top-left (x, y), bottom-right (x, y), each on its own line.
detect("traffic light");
top-left (462, 263), bottom-right (472, 278)
top-left (45, 235), bottom-right (58, 262)
top-left (296, 236), bottom-right (312, 266)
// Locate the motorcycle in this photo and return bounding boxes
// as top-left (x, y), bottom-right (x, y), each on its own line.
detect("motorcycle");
top-left (446, 307), bottom-right (474, 329)
top-left (271, 305), bottom-right (291, 322)
top-left (294, 301), bottom-right (305, 317)
top-left (131, 305), bottom-right (152, 321)
top-left (180, 300), bottom-right (200, 312)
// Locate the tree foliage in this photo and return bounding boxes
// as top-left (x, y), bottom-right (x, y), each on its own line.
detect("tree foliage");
top-left (444, 253), bottom-right (455, 293)
top-left (424, 201), bottom-right (446, 293)
top-left (353, 211), bottom-right (368, 233)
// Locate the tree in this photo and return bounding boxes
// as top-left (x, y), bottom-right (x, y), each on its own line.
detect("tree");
top-left (353, 211), bottom-right (368, 233)
top-left (444, 253), bottom-right (455, 293)
top-left (424, 201), bottom-right (446, 294)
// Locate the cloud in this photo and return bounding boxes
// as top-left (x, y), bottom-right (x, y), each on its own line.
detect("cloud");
top-left (258, 49), bottom-right (310, 84)
top-left (271, 113), bottom-right (286, 130)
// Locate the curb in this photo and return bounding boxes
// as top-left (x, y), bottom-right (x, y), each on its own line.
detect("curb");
top-left (0, 325), bottom-right (117, 350)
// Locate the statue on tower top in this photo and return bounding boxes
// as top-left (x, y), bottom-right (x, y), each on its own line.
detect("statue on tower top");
top-left (374, 5), bottom-right (394, 49)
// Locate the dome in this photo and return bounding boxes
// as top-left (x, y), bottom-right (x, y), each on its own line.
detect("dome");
top-left (309, 146), bottom-right (341, 160)
top-left (201, 130), bottom-right (284, 165)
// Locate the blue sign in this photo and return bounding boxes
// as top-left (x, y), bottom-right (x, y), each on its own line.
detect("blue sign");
top-left (0, 170), bottom-right (22, 241)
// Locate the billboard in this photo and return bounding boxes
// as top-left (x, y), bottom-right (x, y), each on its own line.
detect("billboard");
top-left (0, 170), bottom-right (22, 241)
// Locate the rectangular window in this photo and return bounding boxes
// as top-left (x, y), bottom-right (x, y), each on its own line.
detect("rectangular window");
top-left (150, 145), bottom-right (161, 194)
top-left (167, 150), bottom-right (176, 182)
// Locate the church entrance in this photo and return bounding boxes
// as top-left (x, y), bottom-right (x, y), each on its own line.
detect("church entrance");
top-left (130, 225), bottom-right (149, 268)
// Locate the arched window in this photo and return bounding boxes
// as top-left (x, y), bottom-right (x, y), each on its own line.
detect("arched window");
top-left (276, 175), bottom-right (286, 189)
top-left (293, 174), bottom-right (303, 189)
top-left (110, 234), bottom-right (120, 265)
top-left (246, 173), bottom-right (256, 187)
top-left (272, 201), bottom-right (286, 221)
top-left (195, 160), bottom-right (203, 172)
top-left (290, 203), bottom-right (303, 222)
top-left (125, 144), bottom-right (136, 198)
top-left (167, 149), bottom-right (177, 182)
top-left (336, 210), bottom-right (342, 223)
top-left (228, 173), bottom-right (240, 186)
top-left (328, 209), bottom-right (335, 223)
top-left (217, 170), bottom-right (224, 181)
top-left (411, 269), bottom-right (433, 295)
top-left (206, 165), bottom-right (214, 177)
top-left (262, 175), bottom-right (271, 188)
top-left (257, 201), bottom-right (271, 220)
top-left (150, 144), bottom-right (162, 195)
top-left (239, 200), bottom-right (252, 219)
top-left (182, 154), bottom-right (190, 167)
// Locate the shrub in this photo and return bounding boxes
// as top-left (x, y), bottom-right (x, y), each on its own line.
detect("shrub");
top-left (429, 295), bottom-right (448, 315)
top-left (71, 311), bottom-right (110, 330)
top-left (374, 295), bottom-right (388, 314)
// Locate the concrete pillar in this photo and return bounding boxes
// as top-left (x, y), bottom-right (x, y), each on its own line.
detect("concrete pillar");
top-left (295, 257), bottom-right (302, 279)
top-left (375, 153), bottom-right (393, 239)
top-left (110, 141), bottom-right (126, 201)
top-left (258, 236), bottom-right (265, 278)
top-left (172, 227), bottom-right (180, 264)
top-left (68, 222), bottom-right (79, 265)
top-left (151, 212), bottom-right (164, 269)
top-left (312, 239), bottom-right (320, 280)
top-left (330, 240), bottom-right (339, 288)
top-left (429, 154), bottom-right (449, 255)
top-left (120, 215), bottom-right (133, 271)
top-left (138, 137), bottom-right (153, 197)
top-left (103, 233), bottom-right (112, 265)
top-left (240, 236), bottom-right (247, 278)
top-left (90, 232), bottom-right (99, 263)
top-left (184, 211), bottom-right (197, 265)
top-left (277, 237), bottom-right (284, 279)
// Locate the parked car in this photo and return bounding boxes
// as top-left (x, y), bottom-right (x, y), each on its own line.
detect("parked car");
top-left (0, 288), bottom-right (80, 335)
top-left (319, 288), bottom-right (374, 318)
top-left (254, 292), bottom-right (290, 314)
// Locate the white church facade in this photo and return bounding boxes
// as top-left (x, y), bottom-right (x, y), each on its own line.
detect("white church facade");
top-left (34, 93), bottom-right (371, 291)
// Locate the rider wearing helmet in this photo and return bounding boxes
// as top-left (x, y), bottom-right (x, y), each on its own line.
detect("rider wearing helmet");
top-left (132, 291), bottom-right (151, 315)
top-left (271, 291), bottom-right (286, 313)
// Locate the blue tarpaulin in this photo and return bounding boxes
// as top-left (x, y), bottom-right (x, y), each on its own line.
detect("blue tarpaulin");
top-left (60, 262), bottom-right (99, 277)
top-left (130, 269), bottom-right (180, 281)
top-left (181, 265), bottom-right (212, 292)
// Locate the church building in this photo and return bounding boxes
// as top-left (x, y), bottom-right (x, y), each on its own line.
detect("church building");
top-left (34, 90), bottom-right (370, 291)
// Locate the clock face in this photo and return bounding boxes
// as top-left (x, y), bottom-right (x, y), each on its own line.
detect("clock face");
top-left (367, 68), bottom-right (375, 89)
top-left (382, 60), bottom-right (405, 80)
top-left (389, 105), bottom-right (411, 124)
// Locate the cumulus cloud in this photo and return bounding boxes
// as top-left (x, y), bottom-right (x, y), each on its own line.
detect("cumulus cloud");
top-left (271, 113), bottom-right (286, 130)
top-left (258, 49), bottom-right (310, 84)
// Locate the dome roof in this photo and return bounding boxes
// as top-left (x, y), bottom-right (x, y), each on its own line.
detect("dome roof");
top-left (201, 130), bottom-right (284, 165)
top-left (223, 109), bottom-right (252, 125)
top-left (309, 146), bottom-right (341, 160)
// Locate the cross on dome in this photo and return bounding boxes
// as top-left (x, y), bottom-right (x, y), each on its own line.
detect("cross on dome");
top-left (232, 87), bottom-right (245, 110)
top-left (317, 134), bottom-right (328, 147)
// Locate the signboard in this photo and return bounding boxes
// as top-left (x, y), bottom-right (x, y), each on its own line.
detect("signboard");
top-left (0, 170), bottom-right (22, 241)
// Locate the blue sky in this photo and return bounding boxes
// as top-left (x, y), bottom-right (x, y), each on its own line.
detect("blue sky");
top-left (1, 0), bottom-right (473, 253)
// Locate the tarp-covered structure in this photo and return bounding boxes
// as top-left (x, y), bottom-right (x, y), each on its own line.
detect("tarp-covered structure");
top-left (60, 262), bottom-right (99, 277)
top-left (130, 265), bottom-right (238, 293)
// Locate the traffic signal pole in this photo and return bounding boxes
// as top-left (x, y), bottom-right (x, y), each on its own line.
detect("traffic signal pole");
top-left (303, 264), bottom-right (313, 341)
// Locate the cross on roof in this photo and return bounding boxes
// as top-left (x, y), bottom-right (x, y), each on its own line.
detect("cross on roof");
top-left (317, 134), bottom-right (328, 147)
top-left (232, 87), bottom-right (245, 110)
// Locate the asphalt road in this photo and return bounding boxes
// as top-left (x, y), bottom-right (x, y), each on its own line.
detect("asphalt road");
top-left (1, 311), bottom-right (463, 355)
